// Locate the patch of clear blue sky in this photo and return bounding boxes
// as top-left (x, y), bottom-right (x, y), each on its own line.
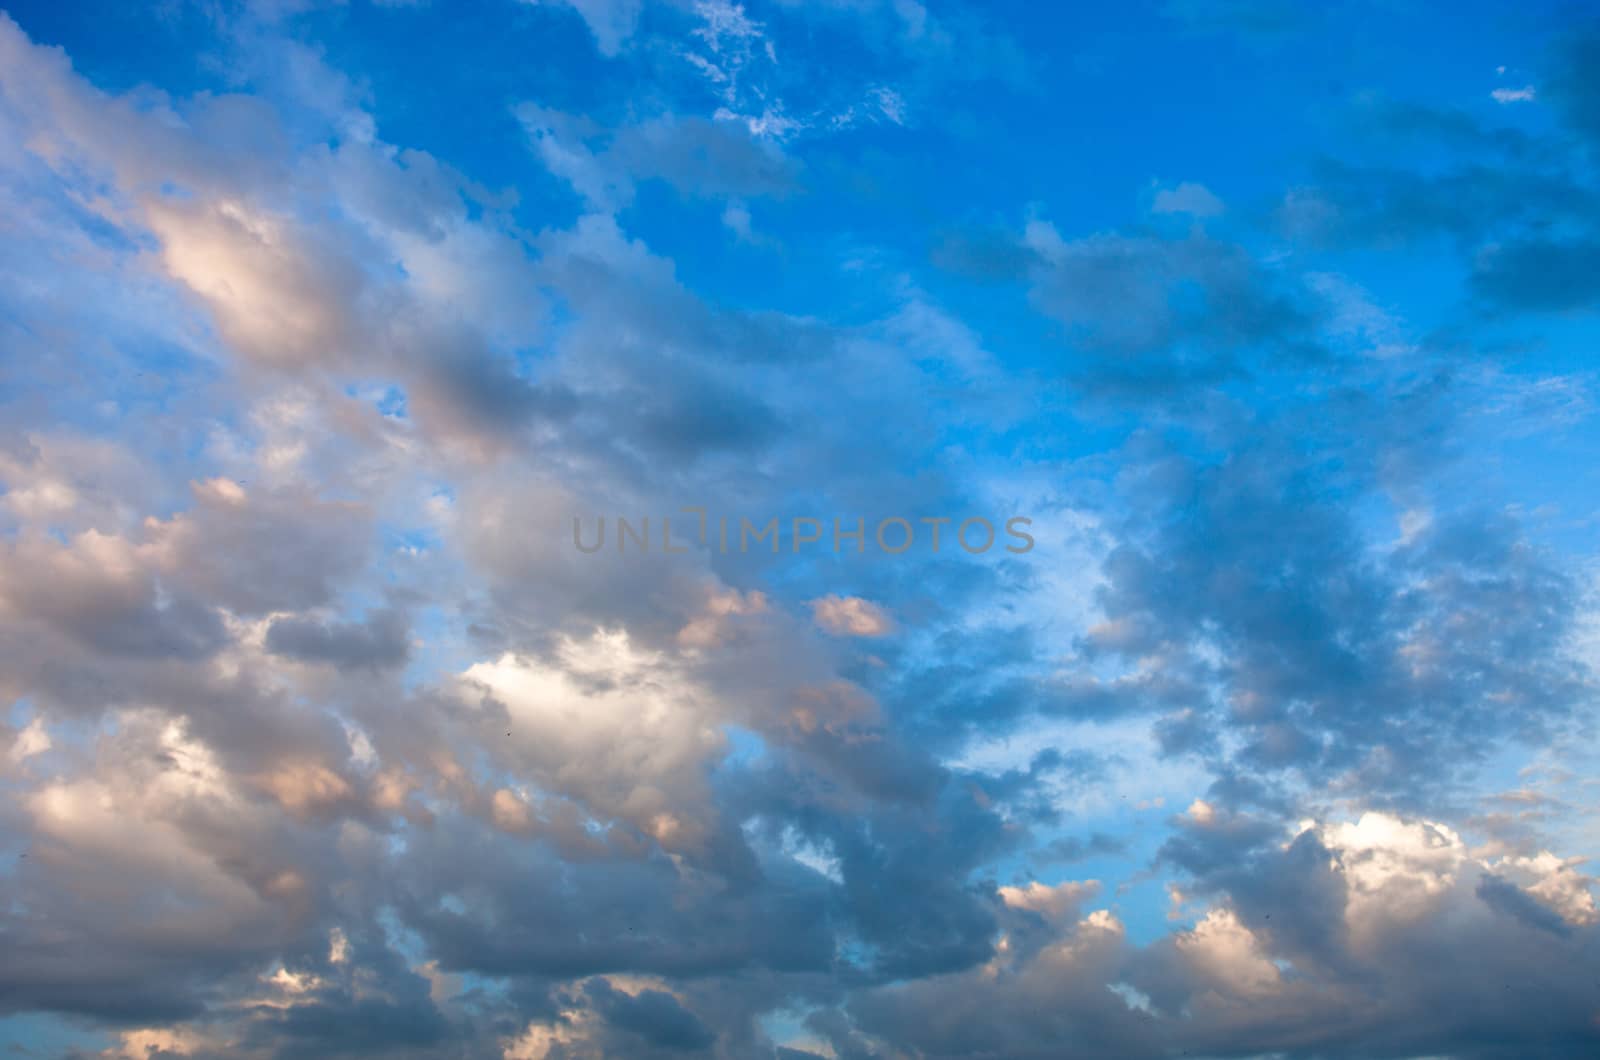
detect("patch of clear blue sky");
top-left (10, 0), bottom-right (1565, 313)
top-left (0, 1013), bottom-right (109, 1058)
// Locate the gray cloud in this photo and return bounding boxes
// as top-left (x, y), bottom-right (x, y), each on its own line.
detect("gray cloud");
top-left (1, 8), bottom-right (1597, 1060)
top-left (265, 608), bottom-right (411, 670)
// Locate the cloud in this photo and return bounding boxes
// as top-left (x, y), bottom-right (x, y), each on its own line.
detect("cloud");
top-left (0, 529), bottom-right (227, 661)
top-left (584, 977), bottom-right (716, 1052)
top-left (993, 218), bottom-right (1324, 388)
top-left (264, 608), bottom-right (411, 670)
top-left (140, 479), bottom-right (373, 618)
top-left (809, 594), bottom-right (894, 636)
top-left (524, 0), bottom-right (645, 56)
top-left (1275, 75), bottom-right (1600, 320)
top-left (0, 11), bottom-right (560, 455)
top-left (1073, 387), bottom-right (1591, 796)
top-left (1151, 180), bottom-right (1225, 217)
top-left (1547, 24), bottom-right (1600, 148)
top-left (1471, 236), bottom-right (1600, 313)
top-left (2, 712), bottom-right (332, 1023)
top-left (2, 6), bottom-right (1598, 1059)
top-left (144, 197), bottom-right (367, 370)
top-left (842, 809), bottom-right (1600, 1058)
top-left (1491, 85), bottom-right (1537, 103)
top-left (458, 631), bottom-right (730, 852)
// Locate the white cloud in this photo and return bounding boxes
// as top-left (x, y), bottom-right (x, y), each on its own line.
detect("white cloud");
top-left (998, 879), bottom-right (1101, 922)
top-left (1491, 85), bottom-right (1536, 103)
top-left (7, 715), bottom-right (51, 762)
top-left (809, 594), bottom-right (894, 637)
top-left (1176, 908), bottom-right (1282, 996)
top-left (460, 630), bottom-right (728, 850)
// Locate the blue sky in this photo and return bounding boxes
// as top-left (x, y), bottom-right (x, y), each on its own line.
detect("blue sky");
top-left (1, 1), bottom-right (1599, 1057)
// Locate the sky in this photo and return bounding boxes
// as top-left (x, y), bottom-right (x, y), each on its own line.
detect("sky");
top-left (1, 0), bottom-right (1599, 1057)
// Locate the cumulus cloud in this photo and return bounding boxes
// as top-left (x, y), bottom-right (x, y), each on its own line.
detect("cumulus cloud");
top-left (459, 631), bottom-right (729, 851)
top-left (1, 5), bottom-right (1598, 1058)
top-left (264, 608), bottom-right (411, 670)
top-left (841, 810), bottom-right (1600, 1058)
top-left (809, 594), bottom-right (894, 636)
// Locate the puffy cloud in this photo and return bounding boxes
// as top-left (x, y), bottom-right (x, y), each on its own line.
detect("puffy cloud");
top-left (141, 479), bottom-right (373, 618)
top-left (808, 594), bottom-right (894, 637)
top-left (997, 878), bottom-right (1101, 922)
top-left (1, 5), bottom-right (1598, 1059)
top-left (0, 528), bottom-right (227, 661)
top-left (1061, 381), bottom-right (1592, 799)
top-left (264, 608), bottom-right (411, 670)
top-left (459, 631), bottom-right (728, 851)
top-left (841, 810), bottom-right (1600, 1058)
top-left (676, 586), bottom-right (769, 649)
top-left (3, 714), bottom-right (322, 1021)
top-left (145, 196), bottom-right (367, 369)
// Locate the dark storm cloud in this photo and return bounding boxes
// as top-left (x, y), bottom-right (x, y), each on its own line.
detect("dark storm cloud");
top-left (247, 994), bottom-right (455, 1059)
top-left (1155, 813), bottom-right (1351, 968)
top-left (0, 733), bottom-right (315, 1026)
top-left (584, 978), bottom-right (716, 1052)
